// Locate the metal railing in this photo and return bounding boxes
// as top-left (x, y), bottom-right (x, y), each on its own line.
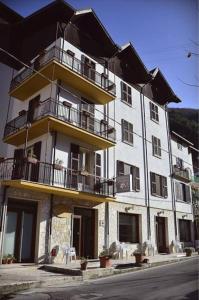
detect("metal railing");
top-left (4, 98), bottom-right (116, 142)
top-left (173, 166), bottom-right (191, 181)
top-left (0, 158), bottom-right (115, 197)
top-left (10, 46), bottom-right (116, 95)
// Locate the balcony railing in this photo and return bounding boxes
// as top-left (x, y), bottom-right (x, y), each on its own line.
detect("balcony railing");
top-left (4, 98), bottom-right (116, 142)
top-left (173, 166), bottom-right (191, 182)
top-left (10, 46), bottom-right (116, 95)
top-left (0, 158), bottom-right (115, 197)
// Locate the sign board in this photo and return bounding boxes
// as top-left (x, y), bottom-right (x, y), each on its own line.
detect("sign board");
top-left (116, 175), bottom-right (131, 193)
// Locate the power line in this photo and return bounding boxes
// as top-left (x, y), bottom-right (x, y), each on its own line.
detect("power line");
top-left (0, 46), bottom-right (197, 170)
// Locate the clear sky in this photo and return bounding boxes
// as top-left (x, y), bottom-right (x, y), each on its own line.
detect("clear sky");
top-left (2, 0), bottom-right (199, 108)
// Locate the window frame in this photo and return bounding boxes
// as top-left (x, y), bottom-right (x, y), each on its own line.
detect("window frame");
top-left (150, 172), bottom-right (168, 198)
top-left (121, 82), bottom-right (132, 106)
top-left (152, 135), bottom-right (162, 158)
top-left (150, 102), bottom-right (159, 123)
top-left (119, 212), bottom-right (139, 243)
top-left (117, 160), bottom-right (140, 192)
top-left (122, 119), bottom-right (134, 145)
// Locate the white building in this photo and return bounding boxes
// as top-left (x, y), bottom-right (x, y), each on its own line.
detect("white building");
top-left (0, 1), bottom-right (195, 264)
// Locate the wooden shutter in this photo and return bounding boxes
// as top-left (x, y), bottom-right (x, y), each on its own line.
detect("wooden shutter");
top-left (27, 95), bottom-right (40, 123)
top-left (185, 185), bottom-right (191, 202)
top-left (152, 136), bottom-right (155, 156)
top-left (132, 166), bottom-right (140, 191)
top-left (150, 172), bottom-right (156, 195)
top-left (117, 160), bottom-right (124, 176)
top-left (12, 148), bottom-right (24, 179)
top-left (30, 141), bottom-right (41, 182)
top-left (156, 174), bottom-right (161, 196)
top-left (121, 81), bottom-right (125, 101)
top-left (149, 102), bottom-right (152, 120)
top-left (162, 176), bottom-right (168, 198)
top-left (158, 138), bottom-right (161, 157)
top-left (33, 141), bottom-right (41, 160)
top-left (175, 182), bottom-right (182, 200)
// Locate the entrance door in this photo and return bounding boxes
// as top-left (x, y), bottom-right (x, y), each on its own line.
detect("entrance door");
top-left (73, 208), bottom-right (95, 259)
top-left (73, 215), bottom-right (81, 258)
top-left (156, 217), bottom-right (166, 253)
top-left (3, 199), bottom-right (37, 263)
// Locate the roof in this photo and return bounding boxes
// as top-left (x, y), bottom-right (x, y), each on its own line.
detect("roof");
top-left (171, 131), bottom-right (193, 146)
top-left (149, 68), bottom-right (181, 104)
top-left (0, 1), bottom-right (23, 24)
top-left (110, 42), bottom-right (151, 84)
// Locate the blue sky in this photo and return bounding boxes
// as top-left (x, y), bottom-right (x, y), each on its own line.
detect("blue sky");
top-left (3, 0), bottom-right (199, 108)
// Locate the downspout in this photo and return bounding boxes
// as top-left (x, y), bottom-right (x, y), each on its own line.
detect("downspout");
top-left (140, 88), bottom-right (151, 240)
top-left (165, 105), bottom-right (177, 239)
top-left (105, 103), bottom-right (110, 249)
top-left (0, 186), bottom-right (8, 264)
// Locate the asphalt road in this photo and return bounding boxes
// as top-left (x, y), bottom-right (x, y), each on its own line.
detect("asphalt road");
top-left (3, 257), bottom-right (199, 300)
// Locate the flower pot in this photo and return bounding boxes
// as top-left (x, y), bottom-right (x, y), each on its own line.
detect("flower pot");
top-left (134, 253), bottom-right (145, 264)
top-left (53, 163), bottom-right (63, 171)
top-left (185, 250), bottom-right (192, 257)
top-left (2, 258), bottom-right (8, 264)
top-left (7, 258), bottom-right (13, 264)
top-left (99, 256), bottom-right (112, 268)
top-left (80, 261), bottom-right (88, 271)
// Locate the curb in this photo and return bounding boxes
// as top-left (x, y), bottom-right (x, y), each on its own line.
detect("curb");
top-left (0, 255), bottom-right (198, 297)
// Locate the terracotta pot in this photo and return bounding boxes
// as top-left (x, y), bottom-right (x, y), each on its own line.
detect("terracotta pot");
top-left (53, 163), bottom-right (63, 170)
top-left (80, 261), bottom-right (88, 271)
top-left (185, 251), bottom-right (192, 257)
top-left (7, 258), bottom-right (13, 264)
top-left (2, 258), bottom-right (8, 264)
top-left (99, 256), bottom-right (112, 268)
top-left (134, 254), bottom-right (145, 264)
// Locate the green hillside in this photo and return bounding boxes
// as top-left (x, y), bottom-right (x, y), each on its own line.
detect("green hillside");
top-left (168, 108), bottom-right (199, 149)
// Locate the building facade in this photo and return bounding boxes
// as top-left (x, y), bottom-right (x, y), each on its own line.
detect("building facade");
top-left (0, 1), bottom-right (195, 264)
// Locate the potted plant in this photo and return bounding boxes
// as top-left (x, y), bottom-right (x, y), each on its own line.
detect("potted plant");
top-left (7, 254), bottom-right (14, 264)
top-left (2, 255), bottom-right (8, 264)
top-left (54, 159), bottom-right (64, 170)
top-left (80, 257), bottom-right (88, 271)
top-left (184, 247), bottom-right (193, 257)
top-left (133, 250), bottom-right (145, 265)
top-left (99, 249), bottom-right (112, 268)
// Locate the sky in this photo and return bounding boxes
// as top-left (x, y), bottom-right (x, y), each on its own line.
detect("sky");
top-left (2, 0), bottom-right (199, 109)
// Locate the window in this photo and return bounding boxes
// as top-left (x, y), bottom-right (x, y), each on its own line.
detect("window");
top-left (122, 119), bottom-right (133, 145)
top-left (150, 172), bottom-right (168, 198)
top-left (176, 157), bottom-right (184, 169)
top-left (117, 161), bottom-right (140, 191)
top-left (179, 220), bottom-right (191, 242)
top-left (175, 182), bottom-right (191, 202)
top-left (119, 213), bottom-right (139, 243)
top-left (121, 82), bottom-right (132, 105)
top-left (177, 142), bottom-right (183, 150)
top-left (81, 98), bottom-right (95, 132)
top-left (152, 136), bottom-right (161, 157)
top-left (150, 102), bottom-right (159, 123)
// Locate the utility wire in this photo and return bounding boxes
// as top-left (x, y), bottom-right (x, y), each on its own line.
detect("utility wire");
top-left (0, 46), bottom-right (197, 170)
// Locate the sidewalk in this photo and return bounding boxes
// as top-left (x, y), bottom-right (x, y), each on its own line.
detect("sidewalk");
top-left (0, 253), bottom-right (198, 297)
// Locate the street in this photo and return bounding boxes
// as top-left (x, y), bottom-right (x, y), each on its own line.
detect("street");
top-left (2, 257), bottom-right (199, 300)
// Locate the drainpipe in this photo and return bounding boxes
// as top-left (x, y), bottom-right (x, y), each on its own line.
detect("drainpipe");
top-left (165, 105), bottom-right (177, 240)
top-left (140, 89), bottom-right (151, 241)
top-left (0, 186), bottom-right (8, 264)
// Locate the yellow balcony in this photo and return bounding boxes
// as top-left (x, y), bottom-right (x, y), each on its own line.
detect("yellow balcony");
top-left (10, 47), bottom-right (116, 104)
top-left (0, 159), bottom-right (115, 203)
top-left (3, 99), bottom-right (116, 150)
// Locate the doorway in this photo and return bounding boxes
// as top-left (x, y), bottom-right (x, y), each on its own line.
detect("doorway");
top-left (73, 207), bottom-right (96, 259)
top-left (156, 216), bottom-right (167, 253)
top-left (3, 199), bottom-right (37, 263)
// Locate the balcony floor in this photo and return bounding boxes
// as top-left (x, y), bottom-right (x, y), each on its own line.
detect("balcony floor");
top-left (2, 180), bottom-right (115, 203)
top-left (3, 116), bottom-right (115, 150)
top-left (10, 60), bottom-right (115, 104)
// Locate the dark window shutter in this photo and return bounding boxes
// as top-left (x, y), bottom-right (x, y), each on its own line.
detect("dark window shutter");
top-left (33, 141), bottom-right (41, 160)
top-left (117, 160), bottom-right (124, 176)
top-left (12, 148), bottom-right (24, 179)
top-left (121, 81), bottom-right (124, 100)
top-left (151, 172), bottom-right (156, 195)
top-left (71, 144), bottom-right (79, 154)
top-left (185, 185), bottom-right (191, 202)
top-left (95, 153), bottom-right (101, 177)
top-left (162, 176), bottom-right (168, 198)
top-left (152, 136), bottom-right (155, 156)
top-left (14, 148), bottom-right (24, 161)
top-left (156, 174), bottom-right (161, 196)
top-left (149, 102), bottom-right (152, 120)
top-left (135, 167), bottom-right (140, 191)
top-left (27, 95), bottom-right (40, 123)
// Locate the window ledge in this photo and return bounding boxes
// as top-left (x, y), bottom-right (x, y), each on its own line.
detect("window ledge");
top-left (151, 193), bottom-right (168, 199)
top-left (122, 140), bottom-right (134, 147)
top-left (121, 100), bottom-right (132, 108)
top-left (150, 118), bottom-right (159, 125)
top-left (153, 154), bottom-right (162, 159)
